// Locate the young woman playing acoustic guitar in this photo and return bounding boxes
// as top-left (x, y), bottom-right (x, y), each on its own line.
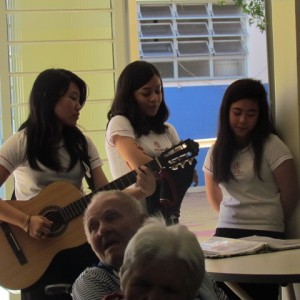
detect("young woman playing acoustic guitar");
top-left (0, 68), bottom-right (155, 300)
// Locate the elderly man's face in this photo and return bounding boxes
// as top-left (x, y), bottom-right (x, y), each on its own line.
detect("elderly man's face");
top-left (85, 197), bottom-right (143, 269)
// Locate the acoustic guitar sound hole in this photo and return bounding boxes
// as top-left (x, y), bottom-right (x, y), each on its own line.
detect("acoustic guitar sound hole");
top-left (39, 205), bottom-right (67, 238)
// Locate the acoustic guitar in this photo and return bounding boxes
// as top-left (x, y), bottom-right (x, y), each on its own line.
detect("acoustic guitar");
top-left (0, 139), bottom-right (199, 290)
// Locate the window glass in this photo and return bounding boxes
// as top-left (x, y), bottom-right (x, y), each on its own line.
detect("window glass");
top-left (6, 0), bottom-right (110, 10)
top-left (9, 43), bottom-right (113, 73)
top-left (2, 0), bottom-right (117, 176)
top-left (137, 2), bottom-right (247, 81)
top-left (7, 12), bottom-right (112, 41)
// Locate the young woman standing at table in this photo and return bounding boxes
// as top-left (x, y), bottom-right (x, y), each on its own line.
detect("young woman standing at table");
top-left (106, 61), bottom-right (197, 224)
top-left (0, 68), bottom-right (155, 300)
top-left (203, 78), bottom-right (299, 299)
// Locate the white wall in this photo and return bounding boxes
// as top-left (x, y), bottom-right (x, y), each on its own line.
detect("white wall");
top-left (267, 0), bottom-right (300, 298)
top-left (247, 24), bottom-right (269, 82)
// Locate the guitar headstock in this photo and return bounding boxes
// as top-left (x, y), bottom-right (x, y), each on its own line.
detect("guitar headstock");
top-left (157, 139), bottom-right (199, 171)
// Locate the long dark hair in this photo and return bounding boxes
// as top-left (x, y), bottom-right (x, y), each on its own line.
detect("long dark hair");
top-left (19, 68), bottom-right (89, 171)
top-left (107, 61), bottom-right (169, 137)
top-left (212, 78), bottom-right (277, 183)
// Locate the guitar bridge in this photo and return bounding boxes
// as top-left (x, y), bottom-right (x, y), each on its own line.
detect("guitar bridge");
top-left (1, 222), bottom-right (27, 265)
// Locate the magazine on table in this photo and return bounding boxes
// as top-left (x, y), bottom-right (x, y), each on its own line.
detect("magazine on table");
top-left (200, 235), bottom-right (300, 258)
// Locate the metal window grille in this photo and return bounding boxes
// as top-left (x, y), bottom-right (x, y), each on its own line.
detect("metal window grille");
top-left (137, 2), bottom-right (248, 81)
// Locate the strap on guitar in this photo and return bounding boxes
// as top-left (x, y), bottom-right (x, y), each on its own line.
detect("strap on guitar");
top-left (11, 179), bottom-right (16, 200)
top-left (81, 160), bottom-right (95, 192)
top-left (11, 190), bottom-right (16, 200)
top-left (78, 140), bottom-right (95, 192)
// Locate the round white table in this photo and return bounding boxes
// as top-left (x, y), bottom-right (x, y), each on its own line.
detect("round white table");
top-left (205, 248), bottom-right (300, 300)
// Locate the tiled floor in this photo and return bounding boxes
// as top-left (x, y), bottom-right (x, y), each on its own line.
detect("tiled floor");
top-left (180, 190), bottom-right (218, 242)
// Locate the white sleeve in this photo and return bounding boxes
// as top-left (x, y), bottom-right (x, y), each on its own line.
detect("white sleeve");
top-left (0, 131), bottom-right (26, 173)
top-left (106, 115), bottom-right (135, 147)
top-left (202, 146), bottom-right (214, 175)
top-left (165, 123), bottom-right (180, 145)
top-left (265, 134), bottom-right (293, 171)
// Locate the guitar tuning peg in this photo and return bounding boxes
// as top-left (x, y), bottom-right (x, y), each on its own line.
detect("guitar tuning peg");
top-left (176, 163), bottom-right (182, 169)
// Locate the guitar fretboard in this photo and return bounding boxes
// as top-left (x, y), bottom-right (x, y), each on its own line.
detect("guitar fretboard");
top-left (46, 138), bottom-right (198, 226)
top-left (57, 158), bottom-right (161, 223)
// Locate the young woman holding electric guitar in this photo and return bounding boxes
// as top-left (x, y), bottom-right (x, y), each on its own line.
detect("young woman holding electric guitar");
top-left (0, 68), bottom-right (155, 300)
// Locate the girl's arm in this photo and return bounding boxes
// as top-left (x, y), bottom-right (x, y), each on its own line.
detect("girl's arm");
top-left (91, 166), bottom-right (109, 190)
top-left (204, 172), bottom-right (223, 212)
top-left (114, 135), bottom-right (153, 169)
top-left (0, 165), bottom-right (52, 238)
top-left (0, 165), bottom-right (28, 227)
top-left (125, 166), bottom-right (156, 200)
top-left (273, 159), bottom-right (299, 221)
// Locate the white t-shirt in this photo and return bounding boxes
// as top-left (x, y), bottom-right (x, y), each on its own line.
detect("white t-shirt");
top-left (105, 115), bottom-right (180, 179)
top-left (0, 129), bottom-right (103, 200)
top-left (203, 134), bottom-right (293, 232)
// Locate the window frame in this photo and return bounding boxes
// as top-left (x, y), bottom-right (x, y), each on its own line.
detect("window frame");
top-left (137, 2), bottom-right (248, 81)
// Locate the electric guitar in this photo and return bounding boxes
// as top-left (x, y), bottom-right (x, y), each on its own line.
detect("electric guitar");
top-left (0, 139), bottom-right (199, 290)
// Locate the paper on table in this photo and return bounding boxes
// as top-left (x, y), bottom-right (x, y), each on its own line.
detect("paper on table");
top-left (200, 236), bottom-right (300, 258)
top-left (241, 235), bottom-right (300, 251)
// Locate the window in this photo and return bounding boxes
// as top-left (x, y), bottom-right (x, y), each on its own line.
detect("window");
top-left (137, 2), bottom-right (248, 81)
top-left (0, 0), bottom-right (127, 198)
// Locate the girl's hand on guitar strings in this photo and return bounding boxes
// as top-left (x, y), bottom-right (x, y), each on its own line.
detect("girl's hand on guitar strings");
top-left (136, 166), bottom-right (156, 198)
top-left (192, 169), bottom-right (199, 187)
top-left (28, 215), bottom-right (53, 239)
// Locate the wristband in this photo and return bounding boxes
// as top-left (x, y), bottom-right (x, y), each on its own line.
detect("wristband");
top-left (22, 215), bottom-right (31, 234)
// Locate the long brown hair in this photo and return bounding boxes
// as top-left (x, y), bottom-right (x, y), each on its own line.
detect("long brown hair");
top-left (212, 78), bottom-right (277, 183)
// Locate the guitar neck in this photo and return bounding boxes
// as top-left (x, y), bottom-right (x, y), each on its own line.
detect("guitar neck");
top-left (52, 138), bottom-right (199, 224)
top-left (57, 158), bottom-right (161, 223)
